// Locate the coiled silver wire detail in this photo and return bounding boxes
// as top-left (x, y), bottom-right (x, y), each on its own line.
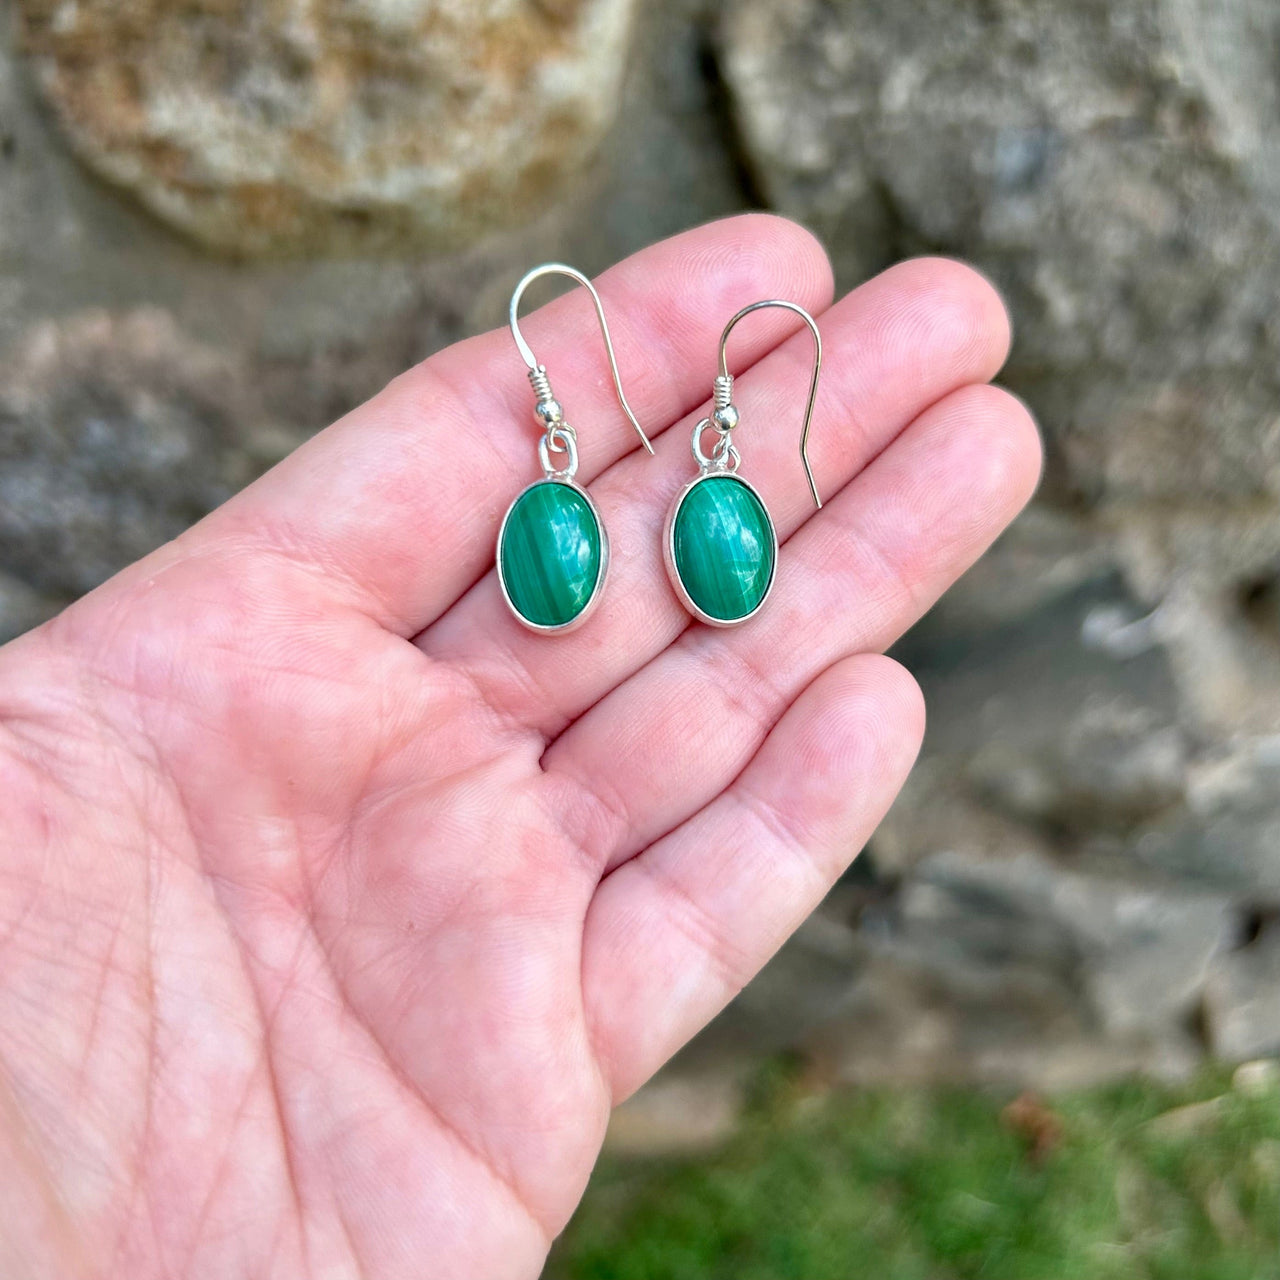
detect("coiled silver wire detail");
top-left (528, 365), bottom-right (556, 407)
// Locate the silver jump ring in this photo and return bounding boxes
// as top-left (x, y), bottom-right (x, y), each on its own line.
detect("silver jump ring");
top-left (539, 425), bottom-right (579, 480)
top-left (691, 417), bottom-right (741, 473)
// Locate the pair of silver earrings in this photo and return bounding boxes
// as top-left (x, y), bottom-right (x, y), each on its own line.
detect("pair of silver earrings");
top-left (495, 264), bottom-right (823, 634)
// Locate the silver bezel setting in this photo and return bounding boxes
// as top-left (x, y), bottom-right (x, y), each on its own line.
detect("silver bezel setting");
top-left (496, 478), bottom-right (610, 635)
top-left (663, 471), bottom-right (778, 628)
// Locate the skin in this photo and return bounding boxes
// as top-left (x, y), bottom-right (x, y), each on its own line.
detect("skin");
top-left (0, 216), bottom-right (1040, 1279)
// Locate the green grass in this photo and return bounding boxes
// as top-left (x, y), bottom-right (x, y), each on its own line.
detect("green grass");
top-left (545, 1065), bottom-right (1280, 1280)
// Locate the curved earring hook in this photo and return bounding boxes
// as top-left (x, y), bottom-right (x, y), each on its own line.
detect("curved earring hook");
top-left (717, 300), bottom-right (824, 508)
top-left (509, 263), bottom-right (653, 455)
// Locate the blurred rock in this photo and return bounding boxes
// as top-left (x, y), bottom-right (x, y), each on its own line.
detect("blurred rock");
top-left (899, 850), bottom-right (1234, 1037)
top-left (804, 948), bottom-right (1201, 1092)
top-left (664, 849), bottom-right (1222, 1095)
top-left (719, 0), bottom-right (1280, 740)
top-left (1144, 1095), bottom-right (1227, 1139)
top-left (883, 565), bottom-right (1280, 899)
top-left (0, 308), bottom-right (280, 598)
top-left (16, 0), bottom-right (638, 255)
top-left (885, 576), bottom-right (1191, 859)
top-left (0, 571), bottom-right (57, 643)
top-left (1133, 737), bottom-right (1280, 903)
top-left (1205, 923), bottom-right (1280, 1061)
top-left (1232, 1058), bottom-right (1280, 1097)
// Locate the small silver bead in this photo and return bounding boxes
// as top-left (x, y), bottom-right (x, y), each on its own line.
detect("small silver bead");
top-left (534, 399), bottom-right (564, 427)
top-left (712, 404), bottom-right (740, 432)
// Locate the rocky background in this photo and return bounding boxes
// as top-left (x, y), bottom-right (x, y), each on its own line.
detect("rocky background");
top-left (3, 0), bottom-right (1279, 1149)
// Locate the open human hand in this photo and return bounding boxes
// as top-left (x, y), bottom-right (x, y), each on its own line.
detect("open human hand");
top-left (0, 217), bottom-right (1039, 1278)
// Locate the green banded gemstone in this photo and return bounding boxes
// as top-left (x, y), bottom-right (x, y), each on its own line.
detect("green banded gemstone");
top-left (672, 475), bottom-right (775, 623)
top-left (499, 481), bottom-right (603, 629)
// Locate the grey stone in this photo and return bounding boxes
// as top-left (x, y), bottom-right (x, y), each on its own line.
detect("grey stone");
top-left (1205, 923), bottom-right (1280, 1062)
top-left (1132, 739), bottom-right (1280, 904)
top-left (0, 571), bottom-right (57, 644)
top-left (884, 568), bottom-right (1280, 908)
top-left (719, 0), bottom-right (1280, 744)
top-left (900, 850), bottom-right (1235, 1037)
top-left (0, 308), bottom-right (276, 599)
top-left (891, 576), bottom-right (1191, 843)
top-left (665, 849), bottom-right (1225, 1094)
top-left (804, 949), bottom-right (1201, 1092)
top-left (15, 0), bottom-right (639, 256)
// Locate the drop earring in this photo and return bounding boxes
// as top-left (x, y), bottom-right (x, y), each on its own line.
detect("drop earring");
top-left (497, 264), bottom-right (653, 633)
top-left (664, 300), bottom-right (823, 627)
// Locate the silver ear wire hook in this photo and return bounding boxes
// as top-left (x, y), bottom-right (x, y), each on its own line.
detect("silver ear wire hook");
top-left (714, 300), bottom-right (824, 508)
top-left (509, 263), bottom-right (654, 456)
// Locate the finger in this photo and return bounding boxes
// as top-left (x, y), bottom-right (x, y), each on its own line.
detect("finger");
top-left (420, 258), bottom-right (1012, 734)
top-left (545, 382), bottom-right (1040, 871)
top-left (187, 215), bottom-right (833, 635)
top-left (582, 653), bottom-right (925, 1100)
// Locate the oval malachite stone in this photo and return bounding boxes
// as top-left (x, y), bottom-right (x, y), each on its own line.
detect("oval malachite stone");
top-left (672, 475), bottom-right (776, 623)
top-left (499, 481), bottom-right (603, 629)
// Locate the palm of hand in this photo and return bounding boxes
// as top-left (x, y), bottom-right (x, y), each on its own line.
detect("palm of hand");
top-left (0, 219), bottom-right (1037, 1279)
